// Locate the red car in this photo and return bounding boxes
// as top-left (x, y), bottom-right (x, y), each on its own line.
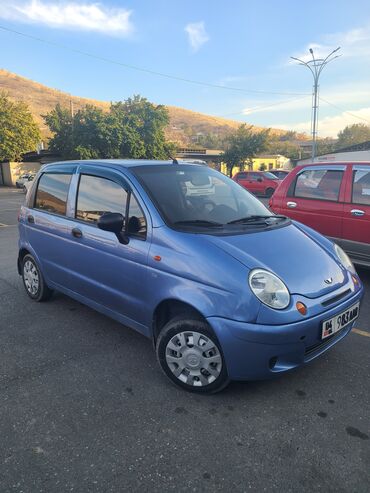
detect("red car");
top-left (269, 162), bottom-right (370, 268)
top-left (233, 171), bottom-right (282, 197)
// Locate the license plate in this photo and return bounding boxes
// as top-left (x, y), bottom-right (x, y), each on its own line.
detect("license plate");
top-left (321, 302), bottom-right (360, 339)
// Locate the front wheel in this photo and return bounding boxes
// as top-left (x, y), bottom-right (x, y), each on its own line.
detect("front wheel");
top-left (156, 319), bottom-right (229, 393)
top-left (22, 254), bottom-right (53, 301)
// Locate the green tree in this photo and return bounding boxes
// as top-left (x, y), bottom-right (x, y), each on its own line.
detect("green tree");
top-left (337, 123), bottom-right (370, 148)
top-left (0, 92), bottom-right (41, 162)
top-left (316, 137), bottom-right (337, 156)
top-left (111, 95), bottom-right (175, 159)
top-left (43, 103), bottom-right (74, 158)
top-left (44, 95), bottom-right (176, 160)
top-left (265, 137), bottom-right (301, 160)
top-left (222, 125), bottom-right (270, 177)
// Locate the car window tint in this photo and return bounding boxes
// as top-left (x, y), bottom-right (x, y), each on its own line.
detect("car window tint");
top-left (236, 172), bottom-right (248, 179)
top-left (352, 170), bottom-right (370, 206)
top-left (249, 173), bottom-right (260, 181)
top-left (76, 174), bottom-right (127, 224)
top-left (127, 194), bottom-right (147, 238)
top-left (34, 173), bottom-right (72, 215)
top-left (294, 169), bottom-right (344, 201)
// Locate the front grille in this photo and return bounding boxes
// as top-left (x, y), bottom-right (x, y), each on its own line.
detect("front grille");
top-left (321, 289), bottom-right (351, 307)
top-left (304, 328), bottom-right (345, 358)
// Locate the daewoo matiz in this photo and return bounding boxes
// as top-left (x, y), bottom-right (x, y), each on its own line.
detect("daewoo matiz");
top-left (18, 160), bottom-right (364, 393)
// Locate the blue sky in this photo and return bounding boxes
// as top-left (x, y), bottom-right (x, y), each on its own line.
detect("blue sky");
top-left (1, 0), bottom-right (370, 137)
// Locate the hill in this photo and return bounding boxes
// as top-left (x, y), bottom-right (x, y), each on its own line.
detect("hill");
top-left (0, 68), bottom-right (286, 145)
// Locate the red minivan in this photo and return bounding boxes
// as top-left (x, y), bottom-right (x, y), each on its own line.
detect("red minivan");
top-left (233, 171), bottom-right (282, 197)
top-left (270, 162), bottom-right (370, 268)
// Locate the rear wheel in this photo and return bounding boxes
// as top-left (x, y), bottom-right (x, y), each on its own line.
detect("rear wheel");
top-left (265, 187), bottom-right (275, 197)
top-left (22, 254), bottom-right (52, 301)
top-left (156, 319), bottom-right (229, 393)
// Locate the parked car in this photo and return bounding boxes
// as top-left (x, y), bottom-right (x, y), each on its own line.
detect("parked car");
top-left (270, 169), bottom-right (290, 180)
top-left (269, 162), bottom-right (370, 268)
top-left (233, 171), bottom-right (282, 197)
top-left (18, 160), bottom-right (363, 393)
top-left (15, 173), bottom-right (35, 188)
top-left (23, 175), bottom-right (35, 194)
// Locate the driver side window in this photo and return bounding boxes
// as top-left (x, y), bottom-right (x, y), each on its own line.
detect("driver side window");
top-left (76, 174), bottom-right (127, 224)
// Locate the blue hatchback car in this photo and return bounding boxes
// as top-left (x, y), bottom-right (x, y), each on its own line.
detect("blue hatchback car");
top-left (18, 160), bottom-right (364, 392)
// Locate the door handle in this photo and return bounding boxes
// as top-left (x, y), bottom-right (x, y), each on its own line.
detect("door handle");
top-left (72, 227), bottom-right (83, 238)
top-left (27, 215), bottom-right (35, 223)
top-left (351, 209), bottom-right (365, 217)
top-left (287, 201), bottom-right (297, 208)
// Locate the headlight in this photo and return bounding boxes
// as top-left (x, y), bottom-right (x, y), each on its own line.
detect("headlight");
top-left (249, 269), bottom-right (290, 309)
top-left (334, 244), bottom-right (356, 273)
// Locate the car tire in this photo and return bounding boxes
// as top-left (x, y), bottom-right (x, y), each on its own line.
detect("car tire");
top-left (156, 318), bottom-right (229, 393)
top-left (22, 254), bottom-right (53, 302)
top-left (266, 187), bottom-right (275, 197)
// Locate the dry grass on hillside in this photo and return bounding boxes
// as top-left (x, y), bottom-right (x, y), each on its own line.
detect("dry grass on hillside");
top-left (0, 69), bottom-right (285, 144)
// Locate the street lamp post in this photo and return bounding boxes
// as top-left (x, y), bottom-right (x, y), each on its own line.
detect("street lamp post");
top-left (291, 47), bottom-right (341, 160)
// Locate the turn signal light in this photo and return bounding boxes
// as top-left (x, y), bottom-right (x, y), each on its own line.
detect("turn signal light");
top-left (352, 275), bottom-right (358, 286)
top-left (296, 301), bottom-right (307, 316)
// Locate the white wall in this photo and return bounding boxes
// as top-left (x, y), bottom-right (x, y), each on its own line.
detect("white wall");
top-left (298, 150), bottom-right (370, 166)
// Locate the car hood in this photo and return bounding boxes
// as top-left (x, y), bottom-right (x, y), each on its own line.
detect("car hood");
top-left (205, 223), bottom-right (347, 298)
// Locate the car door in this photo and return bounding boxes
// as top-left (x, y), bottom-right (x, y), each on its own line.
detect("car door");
top-left (341, 164), bottom-right (370, 265)
top-left (241, 172), bottom-right (259, 194)
top-left (66, 166), bottom-right (151, 334)
top-left (279, 165), bottom-right (346, 240)
top-left (25, 166), bottom-right (76, 288)
top-left (234, 172), bottom-right (248, 188)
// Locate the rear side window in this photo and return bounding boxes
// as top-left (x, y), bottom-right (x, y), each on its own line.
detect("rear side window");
top-left (236, 172), bottom-right (248, 179)
top-left (76, 174), bottom-right (128, 224)
top-left (352, 169), bottom-right (370, 206)
top-left (34, 173), bottom-right (72, 215)
top-left (294, 169), bottom-right (344, 202)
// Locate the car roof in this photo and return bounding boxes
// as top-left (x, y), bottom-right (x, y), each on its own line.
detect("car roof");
top-left (42, 159), bottom-right (207, 170)
top-left (297, 161), bottom-right (370, 168)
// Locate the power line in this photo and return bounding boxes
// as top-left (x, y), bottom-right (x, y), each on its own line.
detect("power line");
top-left (319, 96), bottom-right (370, 124)
top-left (0, 24), bottom-right (310, 97)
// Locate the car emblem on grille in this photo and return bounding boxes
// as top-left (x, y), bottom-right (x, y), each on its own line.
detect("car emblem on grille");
top-left (324, 277), bottom-right (333, 284)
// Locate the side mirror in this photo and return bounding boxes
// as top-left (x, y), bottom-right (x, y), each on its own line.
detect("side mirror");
top-left (97, 212), bottom-right (129, 245)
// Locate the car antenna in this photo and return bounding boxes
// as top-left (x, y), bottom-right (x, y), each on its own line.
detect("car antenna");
top-left (167, 153), bottom-right (179, 164)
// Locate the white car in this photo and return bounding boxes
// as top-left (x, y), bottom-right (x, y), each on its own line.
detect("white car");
top-left (23, 176), bottom-right (35, 194)
top-left (15, 173), bottom-right (34, 188)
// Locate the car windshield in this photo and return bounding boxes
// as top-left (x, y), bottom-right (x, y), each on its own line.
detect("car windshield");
top-left (132, 165), bottom-right (284, 232)
top-left (263, 172), bottom-right (279, 180)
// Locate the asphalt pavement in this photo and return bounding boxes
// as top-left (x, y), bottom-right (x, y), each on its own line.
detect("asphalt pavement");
top-left (0, 187), bottom-right (369, 492)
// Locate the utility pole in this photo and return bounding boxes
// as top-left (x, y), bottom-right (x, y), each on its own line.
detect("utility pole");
top-left (291, 47), bottom-right (341, 160)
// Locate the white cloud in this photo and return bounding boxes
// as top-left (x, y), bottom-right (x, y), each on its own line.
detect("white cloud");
top-left (276, 107), bottom-right (370, 138)
top-left (242, 84), bottom-right (370, 117)
top-left (290, 22), bottom-right (370, 62)
top-left (184, 21), bottom-right (209, 52)
top-left (0, 1), bottom-right (133, 36)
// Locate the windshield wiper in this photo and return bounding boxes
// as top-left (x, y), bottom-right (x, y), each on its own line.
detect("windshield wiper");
top-left (173, 219), bottom-right (223, 228)
top-left (227, 215), bottom-right (287, 225)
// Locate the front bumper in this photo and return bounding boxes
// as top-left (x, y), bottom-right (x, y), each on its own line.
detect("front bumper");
top-left (207, 287), bottom-right (364, 380)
